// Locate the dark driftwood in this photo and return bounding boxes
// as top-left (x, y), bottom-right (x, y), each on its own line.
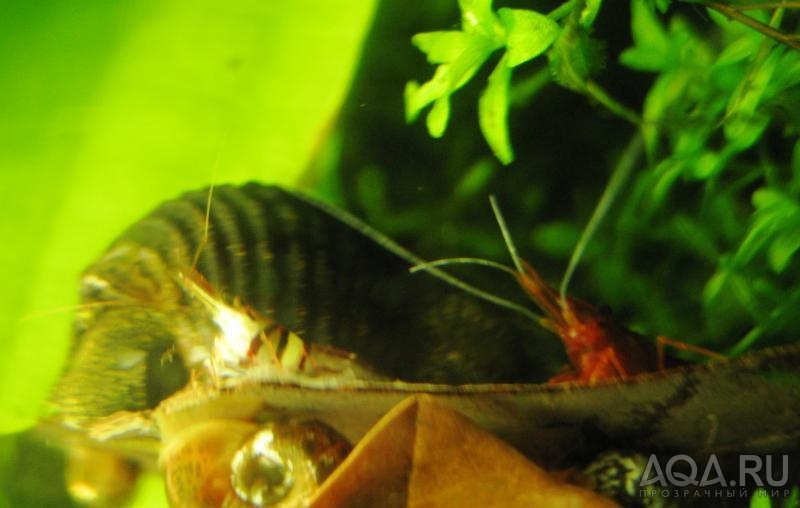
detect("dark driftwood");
top-left (153, 343), bottom-right (800, 467)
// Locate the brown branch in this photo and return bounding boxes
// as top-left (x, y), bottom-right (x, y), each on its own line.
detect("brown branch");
top-left (730, 2), bottom-right (800, 10)
top-left (704, 1), bottom-right (800, 50)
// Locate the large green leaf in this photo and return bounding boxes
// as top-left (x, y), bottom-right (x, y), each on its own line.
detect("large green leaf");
top-left (497, 8), bottom-right (558, 68)
top-left (0, 0), bottom-right (375, 505)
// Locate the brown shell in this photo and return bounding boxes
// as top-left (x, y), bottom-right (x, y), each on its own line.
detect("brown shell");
top-left (160, 418), bottom-right (349, 507)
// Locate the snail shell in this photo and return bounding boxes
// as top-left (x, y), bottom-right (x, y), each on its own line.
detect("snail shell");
top-left (581, 451), bottom-right (668, 508)
top-left (160, 418), bottom-right (350, 507)
top-left (45, 183), bottom-right (556, 505)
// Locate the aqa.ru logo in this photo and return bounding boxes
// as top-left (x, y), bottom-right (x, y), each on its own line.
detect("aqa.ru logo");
top-left (639, 454), bottom-right (789, 488)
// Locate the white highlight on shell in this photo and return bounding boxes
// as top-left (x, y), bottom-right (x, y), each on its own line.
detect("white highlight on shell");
top-left (230, 428), bottom-right (296, 506)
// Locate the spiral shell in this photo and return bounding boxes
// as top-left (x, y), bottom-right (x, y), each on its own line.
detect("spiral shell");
top-left (581, 451), bottom-right (667, 508)
top-left (44, 183), bottom-right (554, 505)
top-left (160, 418), bottom-right (350, 507)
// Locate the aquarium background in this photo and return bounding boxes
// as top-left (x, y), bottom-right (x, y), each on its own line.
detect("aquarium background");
top-left (1, 0), bottom-right (799, 506)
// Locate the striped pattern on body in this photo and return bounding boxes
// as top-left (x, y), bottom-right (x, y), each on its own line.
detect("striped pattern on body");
top-left (51, 184), bottom-right (557, 426)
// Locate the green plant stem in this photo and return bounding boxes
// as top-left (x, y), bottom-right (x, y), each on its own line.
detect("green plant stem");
top-left (559, 131), bottom-right (644, 300)
top-left (585, 81), bottom-right (642, 126)
top-left (547, 1), bottom-right (576, 21)
top-left (723, 8), bottom-right (784, 124)
top-left (729, 325), bottom-right (764, 356)
top-left (509, 67), bottom-right (551, 107)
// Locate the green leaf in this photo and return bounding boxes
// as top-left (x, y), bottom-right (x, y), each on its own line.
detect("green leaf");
top-left (753, 187), bottom-right (785, 209)
top-left (479, 55), bottom-right (513, 164)
top-left (725, 114), bottom-right (769, 152)
top-left (640, 71), bottom-right (686, 155)
top-left (405, 70), bottom-right (442, 123)
top-left (579, 0), bottom-right (603, 28)
top-left (405, 80), bottom-right (432, 122)
top-left (452, 159), bottom-right (495, 201)
top-left (724, 46), bottom-right (781, 149)
top-left (764, 84), bottom-right (800, 134)
top-left (648, 159), bottom-right (682, 207)
top-left (735, 188), bottom-right (800, 270)
top-left (547, 19), bottom-right (604, 92)
top-left (735, 221), bottom-right (777, 267)
top-left (766, 50), bottom-right (800, 96)
top-left (687, 150), bottom-right (721, 180)
top-left (497, 8), bottom-right (559, 67)
top-left (787, 487), bottom-right (800, 508)
top-left (427, 96), bottom-right (451, 138)
top-left (406, 1), bottom-right (553, 161)
top-left (412, 31), bottom-right (471, 64)
top-left (713, 35), bottom-right (760, 68)
top-left (768, 228), bottom-right (800, 273)
top-left (635, 14), bottom-right (713, 157)
top-left (458, 0), bottom-right (501, 38)
top-left (703, 269), bottom-right (732, 310)
top-left (619, 0), bottom-right (669, 72)
top-left (750, 489), bottom-right (771, 508)
top-left (406, 34), bottom-right (501, 131)
top-left (646, 0), bottom-right (671, 13)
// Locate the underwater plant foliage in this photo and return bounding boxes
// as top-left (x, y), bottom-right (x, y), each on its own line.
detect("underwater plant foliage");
top-left (328, 1), bottom-right (800, 502)
top-left (1, 0), bottom-right (799, 506)
top-left (333, 0), bottom-right (800, 357)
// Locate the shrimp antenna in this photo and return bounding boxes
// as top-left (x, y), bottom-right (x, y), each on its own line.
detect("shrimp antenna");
top-left (21, 301), bottom-right (134, 321)
top-left (409, 257), bottom-right (542, 323)
top-left (489, 195), bottom-right (524, 275)
top-left (190, 149), bottom-right (222, 271)
top-left (410, 257), bottom-right (518, 278)
top-left (190, 182), bottom-right (214, 270)
top-left (292, 191), bottom-right (541, 324)
top-left (559, 132), bottom-right (643, 302)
